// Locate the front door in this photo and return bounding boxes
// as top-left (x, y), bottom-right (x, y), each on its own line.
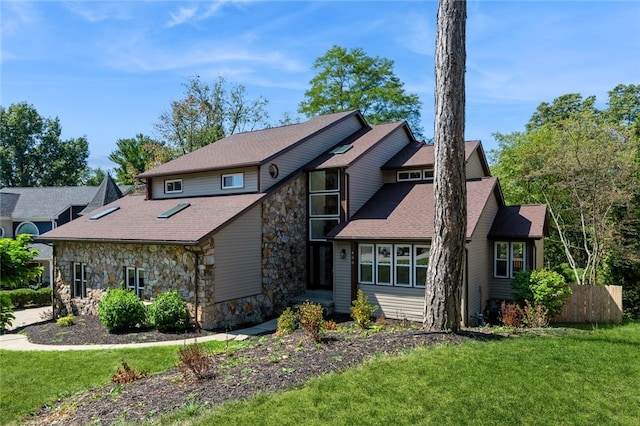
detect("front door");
top-left (309, 243), bottom-right (333, 290)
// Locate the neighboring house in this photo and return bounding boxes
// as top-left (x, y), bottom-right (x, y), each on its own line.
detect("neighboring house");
top-left (40, 111), bottom-right (547, 327)
top-left (0, 175), bottom-right (130, 286)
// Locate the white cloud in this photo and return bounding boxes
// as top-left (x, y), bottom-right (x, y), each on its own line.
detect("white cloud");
top-left (63, 2), bottom-right (132, 23)
top-left (166, 6), bottom-right (199, 28)
top-left (0, 1), bottom-right (39, 36)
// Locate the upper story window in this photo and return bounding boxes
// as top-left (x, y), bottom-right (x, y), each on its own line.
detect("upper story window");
top-left (222, 173), bottom-right (244, 189)
top-left (309, 169), bottom-right (340, 241)
top-left (165, 179), bottom-right (183, 194)
top-left (494, 241), bottom-right (526, 278)
top-left (397, 169), bottom-right (434, 182)
top-left (16, 222), bottom-right (39, 236)
top-left (309, 169), bottom-right (339, 192)
top-left (423, 169), bottom-right (434, 181)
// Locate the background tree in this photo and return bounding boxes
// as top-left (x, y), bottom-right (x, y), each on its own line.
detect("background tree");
top-left (0, 102), bottom-right (89, 187)
top-left (491, 85), bottom-right (639, 317)
top-left (299, 45), bottom-right (424, 138)
top-left (109, 134), bottom-right (172, 185)
top-left (83, 168), bottom-right (107, 186)
top-left (423, 0), bottom-right (467, 332)
top-left (0, 235), bottom-right (43, 288)
top-left (155, 76), bottom-right (270, 155)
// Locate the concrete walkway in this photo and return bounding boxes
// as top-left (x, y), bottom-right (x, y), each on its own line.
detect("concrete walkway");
top-left (0, 307), bottom-right (278, 351)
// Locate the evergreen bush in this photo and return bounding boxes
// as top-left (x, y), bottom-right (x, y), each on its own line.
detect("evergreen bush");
top-left (98, 288), bottom-right (146, 332)
top-left (276, 307), bottom-right (298, 336)
top-left (147, 291), bottom-right (190, 332)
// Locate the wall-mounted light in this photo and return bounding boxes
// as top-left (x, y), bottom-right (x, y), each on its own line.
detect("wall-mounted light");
top-left (340, 249), bottom-right (346, 259)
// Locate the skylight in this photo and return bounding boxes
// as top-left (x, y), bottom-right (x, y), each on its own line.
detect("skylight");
top-left (330, 144), bottom-right (353, 155)
top-left (157, 203), bottom-right (190, 219)
top-left (89, 206), bottom-right (120, 220)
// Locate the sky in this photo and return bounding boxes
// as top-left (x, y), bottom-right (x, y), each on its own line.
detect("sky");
top-left (1, 1), bottom-right (639, 171)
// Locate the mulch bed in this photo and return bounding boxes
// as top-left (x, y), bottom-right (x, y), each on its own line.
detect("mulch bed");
top-left (17, 315), bottom-right (503, 425)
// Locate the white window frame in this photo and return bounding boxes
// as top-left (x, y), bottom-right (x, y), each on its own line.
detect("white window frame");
top-left (394, 244), bottom-right (412, 287)
top-left (125, 267), bottom-right (145, 298)
top-left (494, 241), bottom-right (526, 278)
top-left (16, 221), bottom-right (39, 236)
top-left (73, 262), bottom-right (87, 299)
top-left (309, 193), bottom-right (340, 216)
top-left (357, 243), bottom-right (429, 288)
top-left (309, 218), bottom-right (340, 242)
top-left (397, 170), bottom-right (422, 182)
top-left (375, 244), bottom-right (393, 286)
top-left (309, 169), bottom-right (340, 193)
top-left (164, 179), bottom-right (183, 194)
top-left (414, 245), bottom-right (429, 288)
top-left (222, 173), bottom-right (244, 189)
top-left (358, 244), bottom-right (374, 284)
top-left (423, 169), bottom-right (434, 181)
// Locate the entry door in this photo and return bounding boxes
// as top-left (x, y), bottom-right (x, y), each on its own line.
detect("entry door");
top-left (309, 243), bottom-right (333, 290)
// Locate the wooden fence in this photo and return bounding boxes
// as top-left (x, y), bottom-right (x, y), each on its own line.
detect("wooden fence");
top-left (553, 285), bottom-right (622, 323)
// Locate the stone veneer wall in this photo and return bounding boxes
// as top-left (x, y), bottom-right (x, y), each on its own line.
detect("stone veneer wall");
top-left (260, 174), bottom-right (308, 313)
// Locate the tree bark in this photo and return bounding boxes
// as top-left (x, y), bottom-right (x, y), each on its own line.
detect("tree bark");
top-left (423, 0), bottom-right (467, 332)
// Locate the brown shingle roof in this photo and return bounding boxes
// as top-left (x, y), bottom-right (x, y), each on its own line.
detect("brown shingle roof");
top-left (308, 121), bottom-right (413, 170)
top-left (138, 111), bottom-right (361, 178)
top-left (488, 205), bottom-right (548, 239)
top-left (382, 140), bottom-right (482, 170)
top-left (39, 193), bottom-right (265, 244)
top-left (328, 177), bottom-right (499, 240)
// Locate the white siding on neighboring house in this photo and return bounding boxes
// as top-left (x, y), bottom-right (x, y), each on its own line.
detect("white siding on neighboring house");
top-left (466, 149), bottom-right (488, 179)
top-left (151, 168), bottom-right (259, 199)
top-left (466, 198), bottom-right (500, 322)
top-left (214, 204), bottom-right (262, 302)
top-left (347, 129), bottom-right (412, 216)
top-left (259, 115), bottom-right (365, 192)
top-left (333, 240), bottom-right (353, 314)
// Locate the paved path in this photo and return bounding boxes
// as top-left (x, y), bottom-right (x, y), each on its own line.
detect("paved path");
top-left (0, 307), bottom-right (278, 351)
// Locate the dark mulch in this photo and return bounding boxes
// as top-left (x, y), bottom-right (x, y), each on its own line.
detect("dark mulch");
top-left (20, 316), bottom-right (503, 426)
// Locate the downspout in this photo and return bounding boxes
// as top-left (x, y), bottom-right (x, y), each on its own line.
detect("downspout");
top-left (184, 246), bottom-right (201, 331)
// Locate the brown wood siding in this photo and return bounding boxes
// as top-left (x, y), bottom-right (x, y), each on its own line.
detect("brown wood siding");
top-left (150, 167), bottom-right (259, 199)
top-left (213, 204), bottom-right (262, 302)
top-left (259, 115), bottom-right (364, 192)
top-left (348, 129), bottom-right (412, 216)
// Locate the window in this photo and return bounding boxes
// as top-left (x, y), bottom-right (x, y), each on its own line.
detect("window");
top-left (358, 243), bottom-right (429, 288)
top-left (125, 267), bottom-right (145, 298)
top-left (310, 219), bottom-right (339, 240)
top-left (308, 169), bottom-right (341, 241)
top-left (222, 173), bottom-right (244, 189)
top-left (16, 222), bottom-right (39, 236)
top-left (397, 170), bottom-right (422, 181)
top-left (310, 193), bottom-right (339, 216)
top-left (73, 263), bottom-right (87, 298)
top-left (165, 179), bottom-right (183, 193)
top-left (309, 170), bottom-right (339, 192)
top-left (0, 226), bottom-right (4, 237)
top-left (494, 242), bottom-right (527, 278)
top-left (423, 169), bottom-right (434, 181)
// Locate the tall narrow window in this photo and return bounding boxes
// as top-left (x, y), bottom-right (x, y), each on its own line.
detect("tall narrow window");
top-left (376, 244), bottom-right (393, 285)
top-left (511, 242), bottom-right (525, 277)
top-left (125, 267), bottom-right (145, 298)
top-left (359, 244), bottom-right (374, 284)
top-left (494, 242), bottom-right (509, 278)
top-left (73, 263), bottom-right (87, 298)
top-left (308, 169), bottom-right (340, 241)
top-left (395, 245), bottom-right (412, 287)
top-left (414, 245), bottom-right (429, 288)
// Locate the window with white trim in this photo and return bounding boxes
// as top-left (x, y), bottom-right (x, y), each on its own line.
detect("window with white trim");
top-left (358, 243), bottom-right (429, 287)
top-left (397, 170), bottom-right (422, 181)
top-left (164, 179), bottom-right (183, 193)
top-left (73, 262), bottom-right (87, 298)
top-left (16, 222), bottom-right (39, 236)
top-left (494, 241), bottom-right (527, 278)
top-left (125, 267), bottom-right (145, 298)
top-left (308, 169), bottom-right (340, 241)
top-left (222, 173), bottom-right (244, 189)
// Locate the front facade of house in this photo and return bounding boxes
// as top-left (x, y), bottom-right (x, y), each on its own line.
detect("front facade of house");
top-left (41, 111), bottom-right (547, 328)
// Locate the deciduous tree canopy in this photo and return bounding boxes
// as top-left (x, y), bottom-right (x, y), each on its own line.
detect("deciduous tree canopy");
top-left (0, 235), bottom-right (43, 289)
top-left (109, 134), bottom-right (172, 185)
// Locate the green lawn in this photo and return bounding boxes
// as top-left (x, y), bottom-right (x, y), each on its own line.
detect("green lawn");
top-left (2, 324), bottom-right (639, 425)
top-left (0, 341), bottom-right (235, 425)
top-left (161, 323), bottom-right (640, 426)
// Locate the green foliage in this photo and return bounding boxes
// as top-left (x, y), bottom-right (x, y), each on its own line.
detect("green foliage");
top-left (155, 75), bottom-right (270, 156)
top-left (1, 287), bottom-right (50, 308)
top-left (0, 234), bottom-right (44, 288)
top-left (512, 269), bottom-right (572, 317)
top-left (0, 293), bottom-right (15, 333)
top-left (299, 45), bottom-right (423, 138)
top-left (297, 301), bottom-right (324, 343)
top-left (350, 289), bottom-right (379, 329)
top-left (56, 314), bottom-right (75, 327)
top-left (98, 288), bottom-right (146, 332)
top-left (276, 307), bottom-right (298, 336)
top-left (0, 102), bottom-right (89, 187)
top-left (109, 134), bottom-right (172, 185)
top-left (147, 291), bottom-right (190, 332)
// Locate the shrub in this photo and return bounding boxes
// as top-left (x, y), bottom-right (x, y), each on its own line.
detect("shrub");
top-left (0, 293), bottom-right (15, 334)
top-left (56, 314), bottom-right (75, 327)
top-left (32, 288), bottom-right (52, 306)
top-left (98, 288), bottom-right (146, 332)
top-left (178, 343), bottom-right (213, 380)
top-left (148, 291), bottom-right (190, 332)
top-left (522, 300), bottom-right (549, 328)
top-left (500, 301), bottom-right (523, 328)
top-left (112, 360), bottom-right (148, 384)
top-left (276, 307), bottom-right (298, 336)
top-left (1, 288), bottom-right (51, 308)
top-left (298, 301), bottom-right (324, 343)
top-left (512, 269), bottom-right (572, 318)
top-left (350, 289), bottom-right (379, 329)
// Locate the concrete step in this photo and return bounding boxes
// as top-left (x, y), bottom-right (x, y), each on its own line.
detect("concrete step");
top-left (289, 290), bottom-right (334, 315)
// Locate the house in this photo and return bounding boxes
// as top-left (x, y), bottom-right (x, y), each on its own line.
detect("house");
top-left (0, 175), bottom-right (130, 286)
top-left (40, 111), bottom-right (547, 327)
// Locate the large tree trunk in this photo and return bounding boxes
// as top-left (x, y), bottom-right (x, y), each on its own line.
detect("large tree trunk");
top-left (423, 0), bottom-right (467, 332)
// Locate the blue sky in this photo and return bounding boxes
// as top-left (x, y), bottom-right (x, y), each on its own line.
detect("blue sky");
top-left (1, 1), bottom-right (639, 171)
